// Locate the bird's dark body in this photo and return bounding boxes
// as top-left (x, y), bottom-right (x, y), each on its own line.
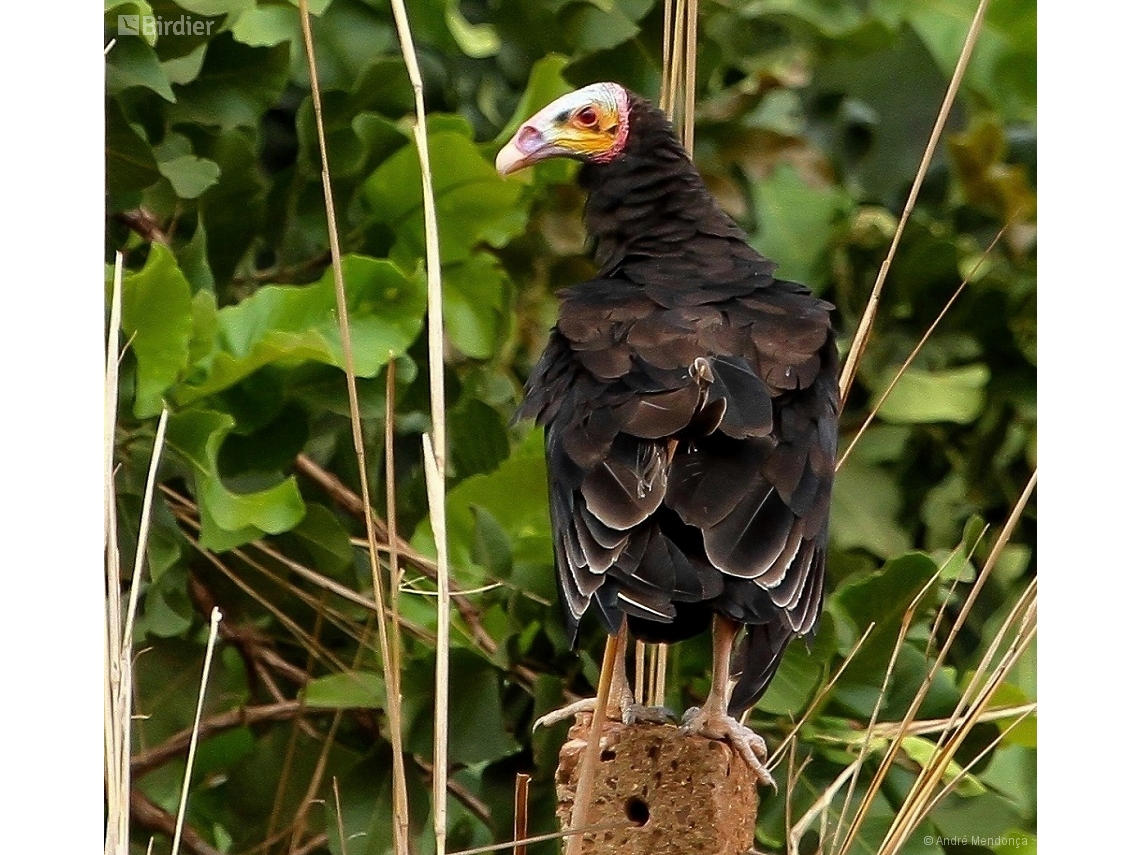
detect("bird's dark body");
top-left (517, 95), bottom-right (838, 717)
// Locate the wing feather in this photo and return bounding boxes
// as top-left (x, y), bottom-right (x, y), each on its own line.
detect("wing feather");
top-left (520, 274), bottom-right (837, 695)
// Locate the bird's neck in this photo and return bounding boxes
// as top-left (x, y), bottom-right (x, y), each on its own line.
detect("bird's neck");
top-left (577, 103), bottom-right (748, 275)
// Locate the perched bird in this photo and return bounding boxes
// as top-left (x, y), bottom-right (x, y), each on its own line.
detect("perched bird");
top-left (497, 82), bottom-right (838, 783)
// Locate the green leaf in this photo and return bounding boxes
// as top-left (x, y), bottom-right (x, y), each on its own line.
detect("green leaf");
top-left (559, 3), bottom-right (639, 52)
top-left (106, 98), bottom-right (160, 196)
top-left (231, 4), bottom-right (296, 48)
top-left (834, 552), bottom-right (940, 634)
top-left (753, 164), bottom-right (850, 285)
top-left (166, 408), bottom-right (306, 550)
top-left (154, 134), bottom-right (221, 198)
top-left (449, 396), bottom-right (510, 480)
top-left (761, 0), bottom-right (867, 38)
top-left (303, 671), bottom-right (387, 709)
top-left (492, 55), bottom-right (572, 147)
top-left (168, 34), bottom-right (290, 130)
top-left (831, 462), bottom-right (910, 558)
top-left (134, 568), bottom-right (194, 639)
top-left (177, 222), bottom-right (217, 293)
top-left (161, 42), bottom-right (208, 84)
top-left (411, 429), bottom-right (550, 589)
top-left (470, 505), bottom-right (514, 580)
top-left (930, 788), bottom-right (1023, 843)
top-left (158, 153), bottom-right (220, 198)
top-left (810, 25), bottom-right (965, 203)
top-left (134, 638), bottom-right (250, 748)
top-left (290, 503), bottom-right (355, 576)
top-left (120, 244), bottom-right (194, 417)
top-left (446, 652), bottom-right (520, 765)
top-left (900, 735), bottom-right (986, 797)
top-left (875, 364), bottom-right (990, 424)
top-left (281, 0), bottom-right (334, 12)
top-left (106, 1), bottom-right (158, 46)
top-left (178, 254), bottom-right (427, 402)
top-left (170, 0), bottom-right (253, 16)
top-left (445, 0), bottom-right (500, 57)
top-left (829, 552), bottom-right (943, 715)
top-left (754, 637), bottom-right (823, 717)
top-left (362, 130), bottom-right (526, 265)
top-left (443, 253), bottom-right (509, 360)
top-left (871, 0), bottom-right (1036, 121)
top-left (197, 129), bottom-right (266, 283)
top-left (105, 35), bottom-right (176, 101)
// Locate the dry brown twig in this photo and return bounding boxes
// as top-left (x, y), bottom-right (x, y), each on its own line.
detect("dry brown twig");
top-left (130, 790), bottom-right (225, 855)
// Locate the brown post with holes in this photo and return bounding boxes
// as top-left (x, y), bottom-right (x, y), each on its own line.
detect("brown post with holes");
top-left (555, 714), bottom-right (759, 854)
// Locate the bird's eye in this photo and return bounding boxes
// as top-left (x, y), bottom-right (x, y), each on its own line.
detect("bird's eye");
top-left (576, 106), bottom-right (599, 128)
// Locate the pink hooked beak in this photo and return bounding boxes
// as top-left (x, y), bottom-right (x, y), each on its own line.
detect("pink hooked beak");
top-left (495, 124), bottom-right (550, 176)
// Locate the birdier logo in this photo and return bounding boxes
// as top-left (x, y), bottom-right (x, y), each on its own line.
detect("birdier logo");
top-left (117, 14), bottom-right (214, 37)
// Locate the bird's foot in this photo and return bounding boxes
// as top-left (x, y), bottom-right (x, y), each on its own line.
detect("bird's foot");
top-left (532, 698), bottom-right (598, 732)
top-left (618, 701), bottom-right (676, 726)
top-left (680, 706), bottom-right (776, 787)
top-left (533, 696), bottom-right (676, 732)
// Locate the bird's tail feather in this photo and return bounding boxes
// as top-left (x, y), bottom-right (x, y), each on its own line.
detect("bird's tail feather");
top-left (727, 620), bottom-right (794, 719)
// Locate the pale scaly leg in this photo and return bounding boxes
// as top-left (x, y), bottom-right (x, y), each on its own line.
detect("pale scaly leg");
top-left (534, 622), bottom-right (674, 731)
top-left (679, 615), bottom-right (776, 787)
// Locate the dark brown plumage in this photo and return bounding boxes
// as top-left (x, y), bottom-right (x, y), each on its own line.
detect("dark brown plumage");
top-left (504, 84), bottom-right (837, 758)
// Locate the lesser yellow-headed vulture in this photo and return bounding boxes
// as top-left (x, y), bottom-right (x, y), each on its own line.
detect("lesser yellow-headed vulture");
top-left (497, 82), bottom-right (838, 783)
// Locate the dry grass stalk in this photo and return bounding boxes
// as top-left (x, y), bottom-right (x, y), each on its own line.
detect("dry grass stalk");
top-left (384, 0), bottom-right (451, 847)
top-left (296, 3), bottom-right (413, 852)
top-left (332, 776), bottom-right (350, 855)
top-left (106, 258), bottom-right (170, 855)
top-left (831, 471), bottom-right (1036, 855)
top-left (888, 605), bottom-right (1033, 832)
top-left (105, 251), bottom-right (128, 855)
top-left (829, 557), bottom-right (961, 850)
top-left (385, 358), bottom-right (412, 848)
top-left (868, 702), bottom-right (1036, 742)
top-left (447, 819), bottom-right (634, 855)
top-left (632, 0), bottom-right (701, 724)
top-left (683, 0), bottom-right (697, 154)
top-left (171, 608), bottom-right (223, 855)
top-left (123, 409), bottom-right (169, 644)
top-left (823, 541), bottom-right (980, 851)
top-left (925, 704), bottom-right (1036, 811)
top-left (633, 639), bottom-right (646, 703)
top-left (653, 639), bottom-right (668, 707)
top-left (789, 756), bottom-right (860, 855)
top-left (182, 534), bottom-right (352, 674)
top-left (564, 628), bottom-right (622, 855)
top-left (423, 435), bottom-right (452, 855)
top-left (837, 223), bottom-right (1009, 470)
top-left (289, 616), bottom-right (378, 852)
top-left (768, 621), bottom-right (876, 769)
top-left (829, 565), bottom-right (948, 854)
top-left (838, 0), bottom-right (992, 406)
top-left (878, 591), bottom-right (1036, 853)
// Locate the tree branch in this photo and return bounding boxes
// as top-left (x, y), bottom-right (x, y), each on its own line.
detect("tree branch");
top-left (130, 789), bottom-right (225, 855)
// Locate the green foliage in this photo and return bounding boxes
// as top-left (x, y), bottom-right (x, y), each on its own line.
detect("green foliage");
top-left (106, 1), bottom-right (1035, 853)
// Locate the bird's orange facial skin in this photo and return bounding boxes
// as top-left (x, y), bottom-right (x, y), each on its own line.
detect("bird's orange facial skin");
top-left (496, 82), bottom-right (629, 175)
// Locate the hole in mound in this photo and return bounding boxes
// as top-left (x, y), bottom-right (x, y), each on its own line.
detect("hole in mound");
top-left (624, 796), bottom-right (650, 827)
top-left (600, 749), bottom-right (617, 761)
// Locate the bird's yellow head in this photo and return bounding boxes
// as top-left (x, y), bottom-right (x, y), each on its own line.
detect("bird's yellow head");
top-left (496, 82), bottom-right (630, 176)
